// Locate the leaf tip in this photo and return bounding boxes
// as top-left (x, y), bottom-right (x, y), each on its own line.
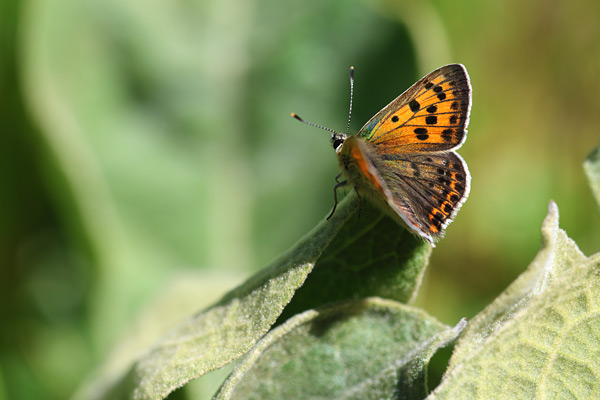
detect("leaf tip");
top-left (541, 200), bottom-right (560, 236)
top-left (547, 199), bottom-right (558, 215)
top-left (454, 317), bottom-right (468, 333)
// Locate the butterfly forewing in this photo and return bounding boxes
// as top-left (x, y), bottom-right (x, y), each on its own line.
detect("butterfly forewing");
top-left (358, 64), bottom-right (471, 153)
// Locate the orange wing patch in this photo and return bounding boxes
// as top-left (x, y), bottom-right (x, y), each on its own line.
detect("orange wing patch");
top-left (358, 65), bottom-right (471, 154)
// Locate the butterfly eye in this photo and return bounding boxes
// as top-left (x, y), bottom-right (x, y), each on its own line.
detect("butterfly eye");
top-left (332, 134), bottom-right (345, 151)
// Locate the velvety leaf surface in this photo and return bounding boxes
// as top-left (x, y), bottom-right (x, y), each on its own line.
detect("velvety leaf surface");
top-left (428, 202), bottom-right (600, 399)
top-left (216, 298), bottom-right (464, 400)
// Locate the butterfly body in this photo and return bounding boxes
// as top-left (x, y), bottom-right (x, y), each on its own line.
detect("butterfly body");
top-left (332, 64), bottom-right (472, 245)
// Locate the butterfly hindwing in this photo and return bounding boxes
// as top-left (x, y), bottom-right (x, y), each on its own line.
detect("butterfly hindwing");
top-left (377, 151), bottom-right (470, 239)
top-left (358, 64), bottom-right (471, 154)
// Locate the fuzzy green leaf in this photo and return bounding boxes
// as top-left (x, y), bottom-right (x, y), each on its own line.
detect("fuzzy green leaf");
top-left (584, 144), bottom-right (600, 209)
top-left (428, 201), bottom-right (600, 399)
top-left (216, 298), bottom-right (464, 400)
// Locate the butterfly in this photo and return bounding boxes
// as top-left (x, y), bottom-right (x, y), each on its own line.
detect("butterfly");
top-left (293, 64), bottom-right (471, 245)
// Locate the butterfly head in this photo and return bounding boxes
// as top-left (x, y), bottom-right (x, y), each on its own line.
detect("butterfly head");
top-left (331, 133), bottom-right (347, 153)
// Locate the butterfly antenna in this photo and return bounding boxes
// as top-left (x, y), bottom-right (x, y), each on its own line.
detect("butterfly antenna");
top-left (290, 113), bottom-right (340, 135)
top-left (346, 66), bottom-right (355, 135)
top-left (291, 66), bottom-right (355, 137)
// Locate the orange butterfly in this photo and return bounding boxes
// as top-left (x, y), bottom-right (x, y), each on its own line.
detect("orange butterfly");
top-left (293, 64), bottom-right (471, 245)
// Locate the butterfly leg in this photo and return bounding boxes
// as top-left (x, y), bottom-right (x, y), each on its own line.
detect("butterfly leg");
top-left (327, 179), bottom-right (348, 220)
top-left (334, 173), bottom-right (343, 183)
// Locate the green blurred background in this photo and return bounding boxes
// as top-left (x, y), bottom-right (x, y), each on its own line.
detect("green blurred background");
top-left (2, 0), bottom-right (599, 398)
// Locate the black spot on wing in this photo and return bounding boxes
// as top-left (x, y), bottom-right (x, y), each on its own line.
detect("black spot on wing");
top-left (409, 100), bottom-right (420, 112)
